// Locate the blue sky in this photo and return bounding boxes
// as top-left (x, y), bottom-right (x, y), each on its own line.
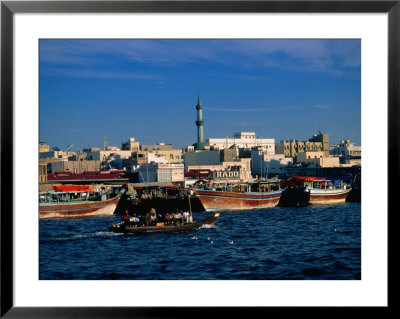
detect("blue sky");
top-left (39, 39), bottom-right (361, 150)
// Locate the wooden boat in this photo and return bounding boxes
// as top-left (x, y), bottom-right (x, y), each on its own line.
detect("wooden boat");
top-left (193, 180), bottom-right (282, 212)
top-left (39, 185), bottom-right (122, 218)
top-left (280, 176), bottom-right (351, 205)
top-left (109, 212), bottom-right (220, 234)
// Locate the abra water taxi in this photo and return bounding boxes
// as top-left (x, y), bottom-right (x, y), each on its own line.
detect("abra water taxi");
top-left (109, 212), bottom-right (220, 234)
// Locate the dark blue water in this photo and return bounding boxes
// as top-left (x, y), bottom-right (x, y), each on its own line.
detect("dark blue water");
top-left (39, 202), bottom-right (361, 280)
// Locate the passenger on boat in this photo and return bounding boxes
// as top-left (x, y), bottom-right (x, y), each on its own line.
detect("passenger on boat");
top-left (170, 212), bottom-right (176, 224)
top-left (183, 211), bottom-right (190, 224)
top-left (129, 214), bottom-right (139, 227)
top-left (139, 214), bottom-right (146, 227)
top-left (176, 211), bottom-right (183, 224)
top-left (146, 213), bottom-right (152, 226)
top-left (122, 210), bottom-right (129, 224)
top-left (164, 212), bottom-right (171, 225)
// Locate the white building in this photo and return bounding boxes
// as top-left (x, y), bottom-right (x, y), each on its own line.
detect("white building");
top-left (136, 163), bottom-right (184, 184)
top-left (208, 132), bottom-right (275, 154)
top-left (330, 139), bottom-right (361, 165)
top-left (251, 148), bottom-right (293, 178)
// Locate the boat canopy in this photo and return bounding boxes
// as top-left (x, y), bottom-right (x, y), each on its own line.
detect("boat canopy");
top-left (319, 177), bottom-right (342, 186)
top-left (280, 176), bottom-right (326, 188)
top-left (52, 185), bottom-right (95, 193)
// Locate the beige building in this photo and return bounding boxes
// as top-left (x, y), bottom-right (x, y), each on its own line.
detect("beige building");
top-left (275, 140), bottom-right (324, 158)
top-left (309, 132), bottom-right (330, 157)
top-left (121, 138), bottom-right (140, 151)
top-left (39, 150), bottom-right (76, 159)
top-left (39, 142), bottom-right (49, 153)
top-left (275, 132), bottom-right (330, 158)
top-left (85, 150), bottom-right (133, 161)
top-left (39, 159), bottom-right (48, 183)
top-left (49, 160), bottom-right (102, 173)
top-left (157, 163), bottom-right (185, 183)
top-left (141, 143), bottom-right (183, 164)
top-left (296, 151), bottom-right (340, 167)
top-left (330, 139), bottom-right (361, 165)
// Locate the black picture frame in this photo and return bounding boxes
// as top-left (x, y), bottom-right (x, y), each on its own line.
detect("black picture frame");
top-left (1, 1), bottom-right (396, 317)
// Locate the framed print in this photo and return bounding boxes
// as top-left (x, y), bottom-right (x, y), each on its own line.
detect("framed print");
top-left (1, 0), bottom-right (397, 317)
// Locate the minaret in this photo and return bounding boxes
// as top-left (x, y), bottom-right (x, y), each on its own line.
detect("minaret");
top-left (195, 96), bottom-right (205, 149)
top-left (104, 137), bottom-right (108, 150)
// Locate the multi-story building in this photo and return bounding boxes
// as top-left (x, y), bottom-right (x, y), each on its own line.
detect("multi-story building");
top-left (49, 160), bottom-right (102, 173)
top-left (309, 131), bottom-right (330, 157)
top-left (183, 150), bottom-right (221, 169)
top-left (39, 142), bottom-right (49, 153)
top-left (296, 151), bottom-right (340, 167)
top-left (85, 150), bottom-right (133, 161)
top-left (39, 159), bottom-right (48, 183)
top-left (141, 143), bottom-right (183, 164)
top-left (220, 147), bottom-right (238, 162)
top-left (208, 132), bottom-right (275, 153)
top-left (275, 132), bottom-right (329, 158)
top-left (275, 139), bottom-right (324, 158)
top-left (136, 163), bottom-right (184, 184)
top-left (121, 137), bottom-right (140, 151)
top-left (330, 139), bottom-right (361, 165)
top-left (39, 150), bottom-right (76, 160)
top-left (251, 148), bottom-right (293, 178)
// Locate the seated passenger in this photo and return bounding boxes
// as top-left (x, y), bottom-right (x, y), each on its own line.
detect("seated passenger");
top-left (164, 212), bottom-right (171, 225)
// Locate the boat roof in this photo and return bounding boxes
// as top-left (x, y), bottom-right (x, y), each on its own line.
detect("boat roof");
top-left (52, 185), bottom-right (95, 192)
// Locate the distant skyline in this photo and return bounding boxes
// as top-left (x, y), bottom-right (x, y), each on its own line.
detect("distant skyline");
top-left (39, 39), bottom-right (361, 151)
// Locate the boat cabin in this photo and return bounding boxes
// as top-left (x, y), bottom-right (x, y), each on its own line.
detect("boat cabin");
top-left (196, 179), bottom-right (280, 193)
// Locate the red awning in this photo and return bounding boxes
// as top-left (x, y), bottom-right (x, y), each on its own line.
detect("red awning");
top-left (52, 185), bottom-right (95, 192)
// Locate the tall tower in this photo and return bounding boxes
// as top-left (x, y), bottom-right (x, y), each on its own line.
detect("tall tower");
top-left (194, 96), bottom-right (205, 150)
top-left (104, 137), bottom-right (108, 150)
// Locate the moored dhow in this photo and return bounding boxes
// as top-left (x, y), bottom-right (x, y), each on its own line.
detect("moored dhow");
top-left (280, 176), bottom-right (351, 205)
top-left (193, 180), bottom-right (282, 212)
top-left (39, 185), bottom-right (122, 218)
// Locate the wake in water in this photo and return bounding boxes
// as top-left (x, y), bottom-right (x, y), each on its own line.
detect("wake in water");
top-left (41, 230), bottom-right (123, 242)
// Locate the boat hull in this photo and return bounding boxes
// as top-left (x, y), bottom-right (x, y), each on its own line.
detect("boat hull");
top-left (109, 213), bottom-right (219, 234)
top-left (39, 194), bottom-right (121, 218)
top-left (308, 188), bottom-right (351, 205)
top-left (194, 189), bottom-right (282, 212)
top-left (279, 187), bottom-right (310, 207)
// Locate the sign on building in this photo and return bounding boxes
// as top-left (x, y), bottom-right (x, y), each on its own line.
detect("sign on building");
top-left (213, 170), bottom-right (240, 180)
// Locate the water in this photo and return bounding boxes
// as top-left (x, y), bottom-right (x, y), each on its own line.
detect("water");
top-left (39, 202), bottom-right (361, 280)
